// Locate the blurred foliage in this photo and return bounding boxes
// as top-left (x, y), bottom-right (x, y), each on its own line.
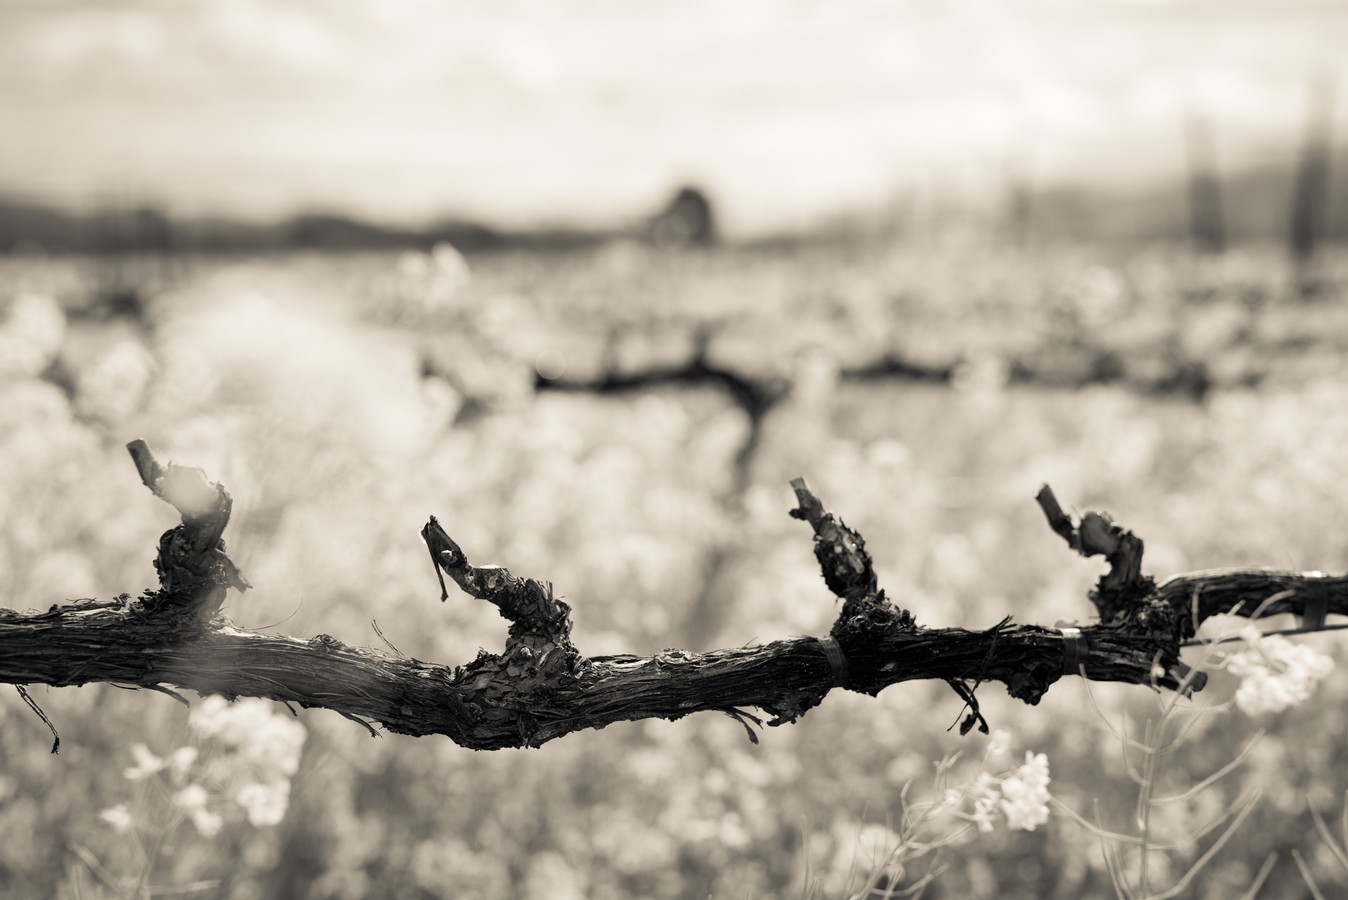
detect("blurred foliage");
top-left (2, 238), bottom-right (1348, 898)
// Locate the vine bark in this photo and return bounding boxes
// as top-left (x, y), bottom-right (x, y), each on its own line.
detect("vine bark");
top-left (1, 441), bottom-right (1344, 751)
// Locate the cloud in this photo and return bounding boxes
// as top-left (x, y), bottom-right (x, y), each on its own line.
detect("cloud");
top-left (1, 0), bottom-right (1345, 232)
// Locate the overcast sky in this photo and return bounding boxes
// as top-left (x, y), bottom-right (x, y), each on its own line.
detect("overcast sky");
top-left (1, 0), bottom-right (1344, 235)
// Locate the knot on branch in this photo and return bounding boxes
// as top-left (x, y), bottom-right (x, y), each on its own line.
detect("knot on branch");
top-left (1036, 485), bottom-right (1155, 624)
top-left (127, 440), bottom-right (248, 619)
top-left (789, 478), bottom-right (879, 603)
top-left (421, 517), bottom-right (582, 700)
top-left (789, 477), bottom-right (915, 631)
top-left (787, 477), bottom-right (923, 722)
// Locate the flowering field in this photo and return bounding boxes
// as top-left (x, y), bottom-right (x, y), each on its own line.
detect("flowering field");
top-left (2, 239), bottom-right (1348, 898)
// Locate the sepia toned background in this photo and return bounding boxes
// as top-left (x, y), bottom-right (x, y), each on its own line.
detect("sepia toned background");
top-left (2, 2), bottom-right (1348, 897)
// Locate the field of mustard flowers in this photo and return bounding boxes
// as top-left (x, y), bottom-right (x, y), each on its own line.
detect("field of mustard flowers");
top-left (2, 238), bottom-right (1347, 898)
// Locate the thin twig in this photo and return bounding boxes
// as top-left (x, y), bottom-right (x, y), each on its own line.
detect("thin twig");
top-left (1151, 731), bottom-right (1262, 805)
top-left (1309, 800), bottom-right (1348, 874)
top-left (15, 685), bottom-right (59, 753)
top-left (1293, 848), bottom-right (1327, 900)
top-left (1235, 853), bottom-right (1277, 900)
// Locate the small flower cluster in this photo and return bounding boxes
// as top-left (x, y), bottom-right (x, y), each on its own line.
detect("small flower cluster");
top-left (188, 696), bottom-right (307, 827)
top-left (110, 742), bottom-right (221, 837)
top-left (998, 752), bottom-right (1052, 831)
top-left (1226, 626), bottom-right (1334, 716)
top-left (99, 696), bottom-right (307, 839)
top-left (948, 750), bottom-right (1052, 834)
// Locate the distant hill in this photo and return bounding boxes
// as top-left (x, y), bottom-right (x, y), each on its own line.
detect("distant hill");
top-left (1, 161), bottom-right (1344, 254)
top-left (0, 202), bottom-right (614, 255)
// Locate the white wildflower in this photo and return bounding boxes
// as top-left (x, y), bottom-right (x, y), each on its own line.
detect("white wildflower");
top-left (189, 696), bottom-right (306, 774)
top-left (935, 788), bottom-right (964, 818)
top-left (187, 695), bottom-right (236, 737)
top-left (987, 729), bottom-right (1012, 759)
top-left (951, 751), bottom-right (1053, 834)
top-left (165, 746), bottom-right (199, 783)
top-left (99, 804), bottom-right (135, 833)
top-left (173, 784), bottom-right (208, 811)
top-left (172, 784), bottom-right (223, 838)
top-left (1228, 626), bottom-right (1334, 716)
top-left (967, 772), bottom-right (1001, 834)
top-left (853, 822), bottom-right (903, 866)
top-left (249, 713), bottom-right (307, 776)
top-left (123, 743), bottom-right (165, 781)
top-left (1000, 752), bottom-right (1052, 832)
top-left (236, 779), bottom-right (291, 827)
top-left (189, 695), bottom-right (306, 830)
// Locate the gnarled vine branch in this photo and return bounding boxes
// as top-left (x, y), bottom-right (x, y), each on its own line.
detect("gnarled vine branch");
top-left (1, 441), bottom-right (1344, 751)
